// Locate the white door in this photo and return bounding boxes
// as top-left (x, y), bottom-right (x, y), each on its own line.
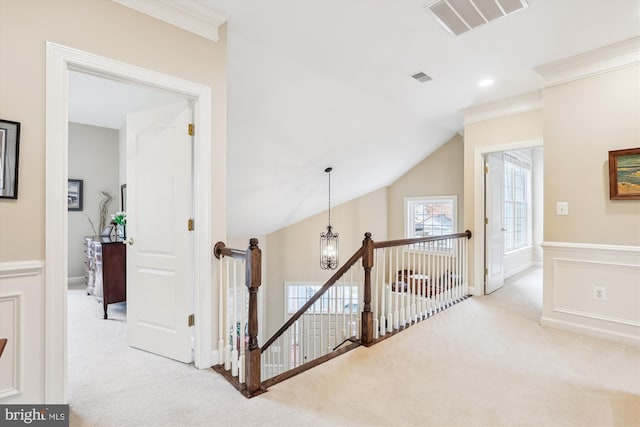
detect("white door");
top-left (126, 100), bottom-right (194, 363)
top-left (485, 153), bottom-right (505, 294)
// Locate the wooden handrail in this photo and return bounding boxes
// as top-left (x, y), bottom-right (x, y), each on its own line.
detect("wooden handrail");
top-left (213, 241), bottom-right (247, 259)
top-left (214, 230), bottom-right (473, 397)
top-left (373, 230), bottom-right (472, 250)
top-left (260, 246), bottom-right (365, 353)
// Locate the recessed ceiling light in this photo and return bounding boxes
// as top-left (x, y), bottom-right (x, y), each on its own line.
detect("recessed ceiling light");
top-left (478, 79), bottom-right (494, 87)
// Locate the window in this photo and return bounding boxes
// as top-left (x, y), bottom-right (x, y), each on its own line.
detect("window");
top-left (286, 283), bottom-right (359, 314)
top-left (503, 152), bottom-right (531, 252)
top-left (405, 196), bottom-right (457, 251)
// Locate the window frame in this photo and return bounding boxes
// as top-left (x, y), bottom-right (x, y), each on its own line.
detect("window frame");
top-left (503, 152), bottom-right (532, 254)
top-left (404, 195), bottom-right (458, 251)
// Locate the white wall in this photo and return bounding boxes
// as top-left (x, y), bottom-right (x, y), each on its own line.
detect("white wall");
top-left (67, 123), bottom-right (120, 282)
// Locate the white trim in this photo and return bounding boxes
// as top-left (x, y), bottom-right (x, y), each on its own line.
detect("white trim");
top-left (553, 307), bottom-right (640, 328)
top-left (540, 316), bottom-right (639, 347)
top-left (534, 37), bottom-right (640, 88)
top-left (67, 276), bottom-right (85, 286)
top-left (45, 42), bottom-right (213, 403)
top-left (463, 90), bottom-right (542, 125)
top-left (472, 139), bottom-right (543, 296)
top-left (542, 241), bottom-right (640, 254)
top-left (112, 0), bottom-right (227, 42)
top-left (0, 261), bottom-right (44, 279)
top-left (0, 293), bottom-right (23, 399)
top-left (404, 195), bottom-right (458, 239)
top-left (553, 257), bottom-right (639, 270)
top-left (504, 261), bottom-right (533, 280)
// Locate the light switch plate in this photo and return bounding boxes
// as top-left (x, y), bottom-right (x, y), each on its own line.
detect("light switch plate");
top-left (556, 202), bottom-right (568, 215)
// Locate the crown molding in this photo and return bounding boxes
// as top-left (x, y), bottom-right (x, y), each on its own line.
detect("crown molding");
top-left (534, 37), bottom-right (640, 88)
top-left (463, 90), bottom-right (542, 125)
top-left (112, 0), bottom-right (227, 42)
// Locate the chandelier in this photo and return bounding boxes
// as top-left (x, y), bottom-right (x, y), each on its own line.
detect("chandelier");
top-left (320, 167), bottom-right (339, 270)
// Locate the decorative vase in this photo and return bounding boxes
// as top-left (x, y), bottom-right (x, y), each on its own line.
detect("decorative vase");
top-left (117, 224), bottom-right (125, 240)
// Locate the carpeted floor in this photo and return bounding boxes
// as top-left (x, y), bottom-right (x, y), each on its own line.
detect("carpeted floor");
top-left (68, 267), bottom-right (640, 426)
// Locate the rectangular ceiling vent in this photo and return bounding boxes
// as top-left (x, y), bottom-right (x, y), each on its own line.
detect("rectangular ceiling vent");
top-left (426, 0), bottom-right (529, 36)
top-left (411, 71), bottom-right (432, 83)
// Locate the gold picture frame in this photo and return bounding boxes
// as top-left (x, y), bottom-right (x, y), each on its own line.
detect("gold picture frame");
top-left (609, 147), bottom-right (640, 200)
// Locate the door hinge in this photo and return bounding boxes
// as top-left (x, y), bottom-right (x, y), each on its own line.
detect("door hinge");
top-left (188, 123), bottom-right (194, 136)
top-left (484, 166), bottom-right (489, 174)
top-left (484, 218), bottom-right (488, 225)
top-left (188, 218), bottom-right (194, 231)
top-left (188, 314), bottom-right (195, 327)
top-left (484, 268), bottom-right (488, 276)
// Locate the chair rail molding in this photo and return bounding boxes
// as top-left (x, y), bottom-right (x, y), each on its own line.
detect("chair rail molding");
top-left (0, 261), bottom-right (45, 278)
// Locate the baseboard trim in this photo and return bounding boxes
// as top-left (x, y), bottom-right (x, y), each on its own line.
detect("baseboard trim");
top-left (504, 262), bottom-right (533, 280)
top-left (67, 276), bottom-right (85, 287)
top-left (540, 316), bottom-right (639, 347)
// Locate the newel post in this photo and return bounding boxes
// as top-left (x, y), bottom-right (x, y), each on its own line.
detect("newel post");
top-left (245, 238), bottom-right (262, 396)
top-left (361, 232), bottom-right (374, 346)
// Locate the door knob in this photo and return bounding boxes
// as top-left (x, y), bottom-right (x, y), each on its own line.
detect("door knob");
top-left (122, 237), bottom-right (134, 245)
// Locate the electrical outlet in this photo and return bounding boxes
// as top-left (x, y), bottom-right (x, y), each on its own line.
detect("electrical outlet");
top-left (593, 286), bottom-right (607, 301)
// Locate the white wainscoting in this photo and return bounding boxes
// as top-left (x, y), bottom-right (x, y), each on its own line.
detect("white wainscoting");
top-left (541, 242), bottom-right (640, 346)
top-left (0, 261), bottom-right (45, 403)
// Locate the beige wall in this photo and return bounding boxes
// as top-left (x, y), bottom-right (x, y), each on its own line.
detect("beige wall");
top-left (388, 134), bottom-right (464, 240)
top-left (539, 63), bottom-right (639, 346)
top-left (67, 123), bottom-right (120, 279)
top-left (262, 136), bottom-right (466, 337)
top-left (543, 65), bottom-right (640, 245)
top-left (0, 0), bottom-right (227, 262)
top-left (463, 109), bottom-right (544, 290)
top-left (264, 188), bottom-right (388, 336)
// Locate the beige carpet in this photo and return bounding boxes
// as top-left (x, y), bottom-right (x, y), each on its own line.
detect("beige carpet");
top-left (68, 267), bottom-right (640, 427)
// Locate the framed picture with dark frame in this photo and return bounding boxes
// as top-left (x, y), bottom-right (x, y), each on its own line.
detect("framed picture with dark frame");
top-left (609, 148), bottom-right (640, 200)
top-left (120, 183), bottom-right (127, 211)
top-left (68, 179), bottom-right (84, 211)
top-left (0, 119), bottom-right (20, 199)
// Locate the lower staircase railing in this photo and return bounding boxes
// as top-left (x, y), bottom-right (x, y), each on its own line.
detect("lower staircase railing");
top-left (213, 230), bottom-right (471, 397)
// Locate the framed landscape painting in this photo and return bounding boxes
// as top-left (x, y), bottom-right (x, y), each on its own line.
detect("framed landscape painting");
top-left (609, 148), bottom-right (640, 200)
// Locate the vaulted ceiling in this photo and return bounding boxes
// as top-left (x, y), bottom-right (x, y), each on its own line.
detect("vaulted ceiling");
top-left (205, 0), bottom-right (639, 236)
top-left (78, 1), bottom-right (640, 237)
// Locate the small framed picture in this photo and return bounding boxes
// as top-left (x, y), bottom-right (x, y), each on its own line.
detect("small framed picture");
top-left (609, 148), bottom-right (640, 200)
top-left (68, 179), bottom-right (84, 211)
top-left (0, 119), bottom-right (20, 199)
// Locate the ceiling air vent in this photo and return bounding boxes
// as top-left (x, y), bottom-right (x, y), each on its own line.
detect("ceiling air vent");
top-left (411, 71), bottom-right (432, 83)
top-left (426, 0), bottom-right (529, 36)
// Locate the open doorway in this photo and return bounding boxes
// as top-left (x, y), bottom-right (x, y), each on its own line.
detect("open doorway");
top-left (482, 146), bottom-right (544, 314)
top-left (45, 43), bottom-right (214, 402)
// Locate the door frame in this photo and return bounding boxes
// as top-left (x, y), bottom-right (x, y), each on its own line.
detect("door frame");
top-left (45, 42), bottom-right (213, 403)
top-left (472, 138), bottom-right (542, 296)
